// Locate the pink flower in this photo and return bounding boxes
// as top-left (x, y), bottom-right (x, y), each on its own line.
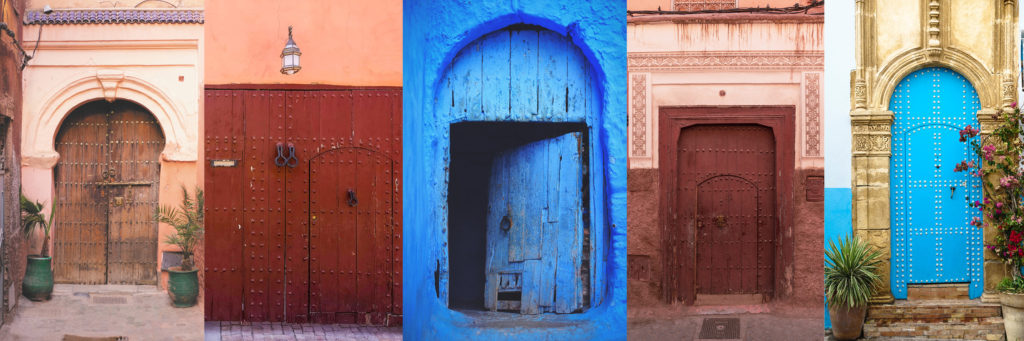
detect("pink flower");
top-left (983, 144), bottom-right (997, 160)
top-left (1001, 176), bottom-right (1019, 188)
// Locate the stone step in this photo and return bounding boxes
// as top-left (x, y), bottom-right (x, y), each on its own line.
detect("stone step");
top-left (863, 318), bottom-right (1005, 340)
top-left (862, 300), bottom-right (1005, 340)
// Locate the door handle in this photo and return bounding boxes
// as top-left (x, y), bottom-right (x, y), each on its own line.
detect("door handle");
top-left (347, 189), bottom-right (358, 207)
top-left (950, 185), bottom-right (956, 199)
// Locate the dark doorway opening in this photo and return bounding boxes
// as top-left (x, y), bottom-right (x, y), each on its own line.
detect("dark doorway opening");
top-left (447, 122), bottom-right (590, 313)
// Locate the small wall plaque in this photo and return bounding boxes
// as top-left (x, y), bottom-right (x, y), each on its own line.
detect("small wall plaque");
top-left (210, 159), bottom-right (238, 167)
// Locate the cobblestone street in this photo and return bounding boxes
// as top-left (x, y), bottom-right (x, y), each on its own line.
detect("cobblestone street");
top-left (205, 321), bottom-right (402, 341)
top-left (0, 284), bottom-right (202, 341)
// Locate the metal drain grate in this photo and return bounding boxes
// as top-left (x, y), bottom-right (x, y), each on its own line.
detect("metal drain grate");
top-left (698, 318), bottom-right (740, 339)
top-left (91, 295), bottom-right (128, 304)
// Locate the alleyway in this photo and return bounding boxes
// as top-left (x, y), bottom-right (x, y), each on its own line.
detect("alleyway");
top-left (0, 284), bottom-right (202, 341)
top-left (628, 304), bottom-right (822, 340)
top-left (204, 321), bottom-right (402, 341)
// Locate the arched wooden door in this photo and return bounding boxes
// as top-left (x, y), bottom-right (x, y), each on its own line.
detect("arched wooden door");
top-left (675, 125), bottom-right (775, 300)
top-left (307, 147), bottom-right (396, 324)
top-left (890, 67), bottom-right (983, 299)
top-left (53, 100), bottom-right (164, 285)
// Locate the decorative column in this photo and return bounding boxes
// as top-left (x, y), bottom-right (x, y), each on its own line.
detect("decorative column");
top-left (850, 109), bottom-right (895, 304)
top-left (979, 109), bottom-right (1007, 303)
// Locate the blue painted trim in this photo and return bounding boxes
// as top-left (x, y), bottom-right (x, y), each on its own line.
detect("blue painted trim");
top-left (823, 188), bottom-right (853, 330)
top-left (404, 1), bottom-right (626, 339)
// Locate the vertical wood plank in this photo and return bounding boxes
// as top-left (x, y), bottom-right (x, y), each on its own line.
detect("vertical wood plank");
top-left (538, 31), bottom-right (568, 120)
top-left (555, 132), bottom-right (584, 313)
top-left (510, 30), bottom-right (538, 118)
top-left (481, 31), bottom-right (511, 120)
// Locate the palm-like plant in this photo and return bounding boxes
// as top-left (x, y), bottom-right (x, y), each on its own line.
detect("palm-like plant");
top-left (20, 193), bottom-right (54, 258)
top-left (825, 236), bottom-right (883, 308)
top-left (156, 186), bottom-right (204, 271)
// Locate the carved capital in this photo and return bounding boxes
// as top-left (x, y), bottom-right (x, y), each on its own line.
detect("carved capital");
top-left (851, 110), bottom-right (893, 155)
top-left (854, 79), bottom-right (868, 109)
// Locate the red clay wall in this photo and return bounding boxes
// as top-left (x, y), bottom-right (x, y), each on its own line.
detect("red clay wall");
top-left (626, 167), bottom-right (823, 307)
top-left (0, 0), bottom-right (25, 325)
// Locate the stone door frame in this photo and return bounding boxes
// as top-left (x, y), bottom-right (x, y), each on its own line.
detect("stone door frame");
top-left (851, 0), bottom-right (1018, 303)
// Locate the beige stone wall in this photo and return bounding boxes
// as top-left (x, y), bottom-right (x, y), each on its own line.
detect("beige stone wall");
top-left (851, 0), bottom-right (1018, 303)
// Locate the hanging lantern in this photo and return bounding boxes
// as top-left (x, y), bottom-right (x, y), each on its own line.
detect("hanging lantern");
top-left (280, 26), bottom-right (301, 75)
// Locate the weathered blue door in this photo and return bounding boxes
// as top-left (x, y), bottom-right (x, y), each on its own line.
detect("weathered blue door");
top-left (484, 132), bottom-right (585, 314)
top-left (890, 67), bottom-right (983, 299)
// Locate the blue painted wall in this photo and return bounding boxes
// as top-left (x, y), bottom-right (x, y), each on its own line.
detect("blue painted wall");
top-left (403, 1), bottom-right (626, 339)
top-left (823, 188), bottom-right (852, 329)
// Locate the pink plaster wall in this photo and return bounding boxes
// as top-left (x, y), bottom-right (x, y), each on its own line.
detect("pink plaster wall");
top-left (204, 0), bottom-right (401, 86)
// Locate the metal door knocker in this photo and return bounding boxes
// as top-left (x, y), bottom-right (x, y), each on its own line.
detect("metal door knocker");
top-left (274, 142), bottom-right (298, 168)
top-left (950, 185), bottom-right (956, 199)
top-left (347, 189), bottom-right (358, 207)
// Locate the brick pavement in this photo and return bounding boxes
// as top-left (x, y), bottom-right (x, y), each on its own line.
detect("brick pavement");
top-left (206, 321), bottom-right (401, 341)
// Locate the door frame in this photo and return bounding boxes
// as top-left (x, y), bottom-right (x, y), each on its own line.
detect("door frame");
top-left (658, 106), bottom-right (795, 305)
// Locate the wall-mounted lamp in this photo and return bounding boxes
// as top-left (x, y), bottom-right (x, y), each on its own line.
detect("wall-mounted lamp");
top-left (280, 25), bottom-right (301, 75)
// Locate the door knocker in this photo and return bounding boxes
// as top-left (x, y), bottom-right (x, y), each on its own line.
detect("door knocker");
top-left (274, 142), bottom-right (299, 168)
top-left (347, 189), bottom-right (358, 207)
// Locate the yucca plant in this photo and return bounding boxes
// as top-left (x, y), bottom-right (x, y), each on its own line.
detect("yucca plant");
top-left (20, 193), bottom-right (54, 258)
top-left (156, 186), bottom-right (204, 271)
top-left (825, 235), bottom-right (883, 308)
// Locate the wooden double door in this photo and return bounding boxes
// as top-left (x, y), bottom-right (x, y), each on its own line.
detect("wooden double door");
top-left (53, 100), bottom-right (164, 285)
top-left (660, 108), bottom-right (793, 305)
top-left (204, 89), bottom-right (401, 325)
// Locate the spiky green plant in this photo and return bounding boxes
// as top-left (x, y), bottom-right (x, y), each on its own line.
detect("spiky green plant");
top-left (156, 186), bottom-right (204, 271)
top-left (825, 236), bottom-right (883, 308)
top-left (20, 193), bottom-right (54, 258)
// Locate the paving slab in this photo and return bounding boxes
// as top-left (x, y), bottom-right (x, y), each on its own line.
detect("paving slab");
top-left (0, 284), bottom-right (201, 341)
top-left (629, 304), bottom-right (822, 340)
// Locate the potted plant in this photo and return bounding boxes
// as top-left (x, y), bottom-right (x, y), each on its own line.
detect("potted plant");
top-left (20, 193), bottom-right (54, 301)
top-left (825, 235), bottom-right (883, 340)
top-left (156, 186), bottom-right (203, 308)
top-left (956, 103), bottom-right (1024, 341)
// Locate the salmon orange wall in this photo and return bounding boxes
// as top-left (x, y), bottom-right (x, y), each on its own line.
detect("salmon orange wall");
top-left (205, 0), bottom-right (401, 86)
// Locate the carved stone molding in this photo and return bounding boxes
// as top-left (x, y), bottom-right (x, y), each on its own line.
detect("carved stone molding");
top-left (628, 51), bottom-right (823, 71)
top-left (853, 134), bottom-right (891, 153)
top-left (96, 70), bottom-right (125, 102)
top-left (926, 0), bottom-right (940, 49)
top-left (630, 73), bottom-right (648, 157)
top-left (804, 73), bottom-right (821, 157)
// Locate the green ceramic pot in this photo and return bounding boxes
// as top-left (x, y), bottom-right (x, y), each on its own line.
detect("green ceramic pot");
top-left (22, 255), bottom-right (53, 301)
top-left (167, 267), bottom-right (199, 308)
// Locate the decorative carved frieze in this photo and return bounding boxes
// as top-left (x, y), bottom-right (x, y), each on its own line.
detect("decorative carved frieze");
top-left (630, 73), bottom-right (648, 157)
top-left (804, 73), bottom-right (821, 157)
top-left (628, 52), bottom-right (823, 71)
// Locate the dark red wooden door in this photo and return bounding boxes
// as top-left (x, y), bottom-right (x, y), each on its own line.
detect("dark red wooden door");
top-left (677, 125), bottom-right (775, 297)
top-left (205, 88), bottom-right (401, 325)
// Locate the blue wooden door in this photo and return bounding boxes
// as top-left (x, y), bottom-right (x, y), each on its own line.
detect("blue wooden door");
top-left (890, 67), bottom-right (983, 299)
top-left (484, 132), bottom-right (585, 314)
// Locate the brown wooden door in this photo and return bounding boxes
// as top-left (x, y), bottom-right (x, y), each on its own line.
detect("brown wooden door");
top-left (677, 125), bottom-right (775, 297)
top-left (54, 100), bottom-right (163, 285)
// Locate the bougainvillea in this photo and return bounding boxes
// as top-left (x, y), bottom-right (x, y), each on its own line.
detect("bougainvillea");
top-left (957, 103), bottom-right (1024, 282)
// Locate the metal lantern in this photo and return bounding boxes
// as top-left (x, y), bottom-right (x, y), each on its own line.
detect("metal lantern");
top-left (280, 26), bottom-right (301, 75)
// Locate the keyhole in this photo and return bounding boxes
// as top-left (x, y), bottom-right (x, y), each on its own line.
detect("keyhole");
top-left (500, 215), bottom-right (511, 232)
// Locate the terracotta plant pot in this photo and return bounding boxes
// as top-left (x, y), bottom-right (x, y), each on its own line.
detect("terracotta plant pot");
top-left (828, 305), bottom-right (867, 340)
top-left (167, 267), bottom-right (199, 308)
top-left (22, 255), bottom-right (53, 301)
top-left (1003, 292), bottom-right (1024, 341)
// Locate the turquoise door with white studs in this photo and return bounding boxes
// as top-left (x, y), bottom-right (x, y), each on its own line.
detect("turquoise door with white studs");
top-left (890, 67), bottom-right (983, 299)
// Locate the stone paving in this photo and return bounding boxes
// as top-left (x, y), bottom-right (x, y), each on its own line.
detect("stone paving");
top-left (0, 284), bottom-right (202, 341)
top-left (205, 321), bottom-right (402, 341)
top-left (628, 304), bottom-right (822, 341)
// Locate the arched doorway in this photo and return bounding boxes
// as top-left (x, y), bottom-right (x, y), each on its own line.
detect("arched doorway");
top-left (53, 100), bottom-right (164, 285)
top-left (889, 67), bottom-right (983, 299)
